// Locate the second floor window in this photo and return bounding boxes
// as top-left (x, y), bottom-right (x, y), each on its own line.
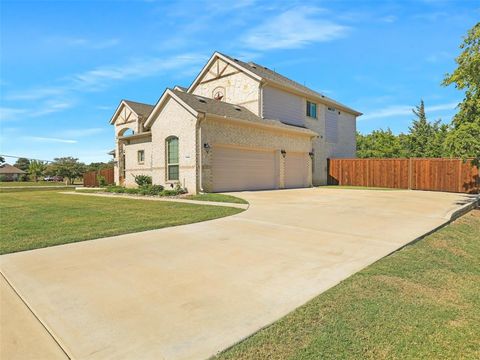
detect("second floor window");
top-left (166, 136), bottom-right (179, 181)
top-left (137, 150), bottom-right (145, 164)
top-left (306, 101), bottom-right (317, 119)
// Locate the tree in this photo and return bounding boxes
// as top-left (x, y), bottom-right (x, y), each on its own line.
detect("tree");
top-left (48, 157), bottom-right (86, 184)
top-left (442, 22), bottom-right (480, 128)
top-left (14, 157), bottom-right (30, 172)
top-left (407, 100), bottom-right (432, 157)
top-left (444, 122), bottom-right (480, 161)
top-left (0, 156), bottom-right (5, 165)
top-left (28, 160), bottom-right (46, 182)
top-left (442, 22), bottom-right (480, 163)
top-left (86, 162), bottom-right (113, 172)
top-left (356, 129), bottom-right (406, 158)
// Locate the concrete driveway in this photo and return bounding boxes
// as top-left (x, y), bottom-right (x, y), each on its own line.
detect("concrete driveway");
top-left (1, 188), bottom-right (476, 360)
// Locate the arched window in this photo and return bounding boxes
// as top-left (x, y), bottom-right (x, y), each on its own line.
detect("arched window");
top-left (166, 136), bottom-right (179, 181)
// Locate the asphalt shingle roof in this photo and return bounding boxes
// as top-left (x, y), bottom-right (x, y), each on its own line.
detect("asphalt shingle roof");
top-left (172, 89), bottom-right (316, 136)
top-left (123, 100), bottom-right (154, 118)
top-left (0, 163), bottom-right (26, 174)
top-left (219, 52), bottom-right (361, 115)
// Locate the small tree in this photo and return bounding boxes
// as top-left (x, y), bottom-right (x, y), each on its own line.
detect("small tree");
top-left (28, 160), bottom-right (47, 182)
top-left (14, 157), bottom-right (30, 172)
top-left (48, 157), bottom-right (86, 185)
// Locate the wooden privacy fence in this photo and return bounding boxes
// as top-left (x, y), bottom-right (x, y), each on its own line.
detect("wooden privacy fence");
top-left (328, 158), bottom-right (479, 194)
top-left (83, 168), bottom-right (115, 187)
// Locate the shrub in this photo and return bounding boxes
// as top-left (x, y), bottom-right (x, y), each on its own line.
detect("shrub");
top-left (141, 184), bottom-right (164, 195)
top-left (125, 188), bottom-right (139, 194)
top-left (105, 185), bottom-right (125, 193)
top-left (97, 175), bottom-right (107, 187)
top-left (162, 189), bottom-right (180, 196)
top-left (133, 174), bottom-right (152, 187)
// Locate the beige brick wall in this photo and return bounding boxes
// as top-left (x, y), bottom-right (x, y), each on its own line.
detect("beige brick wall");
top-left (123, 137), bottom-right (153, 187)
top-left (200, 117), bottom-right (313, 192)
top-left (149, 98), bottom-right (198, 193)
top-left (305, 103), bottom-right (327, 185)
top-left (192, 71), bottom-right (260, 115)
top-left (113, 106), bottom-right (144, 185)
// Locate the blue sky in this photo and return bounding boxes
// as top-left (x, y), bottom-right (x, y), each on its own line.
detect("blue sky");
top-left (0, 0), bottom-right (478, 163)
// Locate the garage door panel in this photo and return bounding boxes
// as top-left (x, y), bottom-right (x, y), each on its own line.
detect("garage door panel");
top-left (212, 146), bottom-right (276, 192)
top-left (285, 152), bottom-right (309, 189)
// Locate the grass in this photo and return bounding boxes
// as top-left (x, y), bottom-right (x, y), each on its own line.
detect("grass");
top-left (0, 181), bottom-right (71, 187)
top-left (0, 189), bottom-right (243, 255)
top-left (217, 209), bottom-right (480, 360)
top-left (185, 193), bottom-right (248, 204)
top-left (321, 185), bottom-right (399, 190)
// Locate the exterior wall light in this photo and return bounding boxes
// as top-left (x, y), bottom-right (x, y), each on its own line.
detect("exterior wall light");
top-left (309, 151), bottom-right (314, 158)
top-left (281, 149), bottom-right (286, 158)
top-left (203, 143), bottom-right (211, 153)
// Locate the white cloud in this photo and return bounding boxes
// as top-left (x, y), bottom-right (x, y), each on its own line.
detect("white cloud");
top-left (243, 6), bottom-right (349, 50)
top-left (0, 107), bottom-right (28, 122)
top-left (5, 53), bottom-right (206, 103)
top-left (58, 128), bottom-right (105, 137)
top-left (361, 102), bottom-right (459, 120)
top-left (380, 15), bottom-right (397, 23)
top-left (23, 136), bottom-right (77, 144)
top-left (45, 36), bottom-right (120, 50)
top-left (0, 101), bottom-right (74, 121)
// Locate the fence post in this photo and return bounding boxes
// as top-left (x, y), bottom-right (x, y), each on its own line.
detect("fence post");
top-left (408, 158), bottom-right (412, 190)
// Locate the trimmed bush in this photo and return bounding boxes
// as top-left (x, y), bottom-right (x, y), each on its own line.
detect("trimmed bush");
top-left (133, 174), bottom-right (152, 187)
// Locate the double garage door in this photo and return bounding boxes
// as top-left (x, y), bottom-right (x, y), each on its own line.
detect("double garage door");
top-left (212, 146), bottom-right (309, 192)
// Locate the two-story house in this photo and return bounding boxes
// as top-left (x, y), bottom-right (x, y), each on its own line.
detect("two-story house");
top-left (109, 52), bottom-right (362, 193)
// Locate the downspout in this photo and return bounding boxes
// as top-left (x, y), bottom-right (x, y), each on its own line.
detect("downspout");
top-left (197, 113), bottom-right (206, 193)
top-left (258, 80), bottom-right (265, 118)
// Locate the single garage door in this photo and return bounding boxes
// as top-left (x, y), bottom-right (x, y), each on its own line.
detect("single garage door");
top-left (285, 152), bottom-right (309, 188)
top-left (212, 146), bottom-right (276, 192)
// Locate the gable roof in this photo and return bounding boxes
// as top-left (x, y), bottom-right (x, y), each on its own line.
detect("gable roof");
top-left (123, 100), bottom-right (154, 118)
top-left (144, 89), bottom-right (316, 137)
top-left (0, 163), bottom-right (26, 174)
top-left (190, 52), bottom-right (362, 116)
top-left (109, 99), bottom-right (154, 124)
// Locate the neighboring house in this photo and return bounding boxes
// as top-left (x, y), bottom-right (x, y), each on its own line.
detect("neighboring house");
top-left (109, 52), bottom-right (362, 193)
top-left (0, 163), bottom-right (26, 181)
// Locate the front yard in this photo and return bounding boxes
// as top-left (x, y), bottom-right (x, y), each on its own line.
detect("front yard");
top-left (217, 209), bottom-right (480, 360)
top-left (0, 189), bottom-right (243, 255)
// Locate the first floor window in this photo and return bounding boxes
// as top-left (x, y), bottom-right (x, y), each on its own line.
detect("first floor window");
top-left (166, 136), bottom-right (179, 181)
top-left (137, 150), bottom-right (145, 164)
top-left (306, 101), bottom-right (317, 119)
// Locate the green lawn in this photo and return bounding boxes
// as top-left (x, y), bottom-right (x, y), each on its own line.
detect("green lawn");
top-left (217, 209), bottom-right (480, 360)
top-left (185, 193), bottom-right (248, 204)
top-left (0, 190), bottom-right (243, 254)
top-left (0, 181), bottom-right (71, 187)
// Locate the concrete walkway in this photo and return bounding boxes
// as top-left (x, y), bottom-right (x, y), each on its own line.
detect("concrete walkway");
top-left (1, 188), bottom-right (477, 360)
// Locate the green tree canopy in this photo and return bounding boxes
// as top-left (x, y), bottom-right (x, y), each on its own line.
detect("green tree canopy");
top-left (14, 157), bottom-right (30, 172)
top-left (47, 157), bottom-right (86, 184)
top-left (28, 160), bottom-right (47, 182)
top-left (442, 22), bottom-right (480, 163)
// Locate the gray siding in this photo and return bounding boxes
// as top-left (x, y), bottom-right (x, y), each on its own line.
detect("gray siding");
top-left (262, 85), bottom-right (305, 126)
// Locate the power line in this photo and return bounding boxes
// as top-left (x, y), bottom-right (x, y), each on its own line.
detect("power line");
top-left (0, 154), bottom-right (54, 163)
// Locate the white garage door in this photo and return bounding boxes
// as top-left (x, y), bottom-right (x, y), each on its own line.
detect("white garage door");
top-left (285, 152), bottom-right (309, 188)
top-left (212, 146), bottom-right (276, 192)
